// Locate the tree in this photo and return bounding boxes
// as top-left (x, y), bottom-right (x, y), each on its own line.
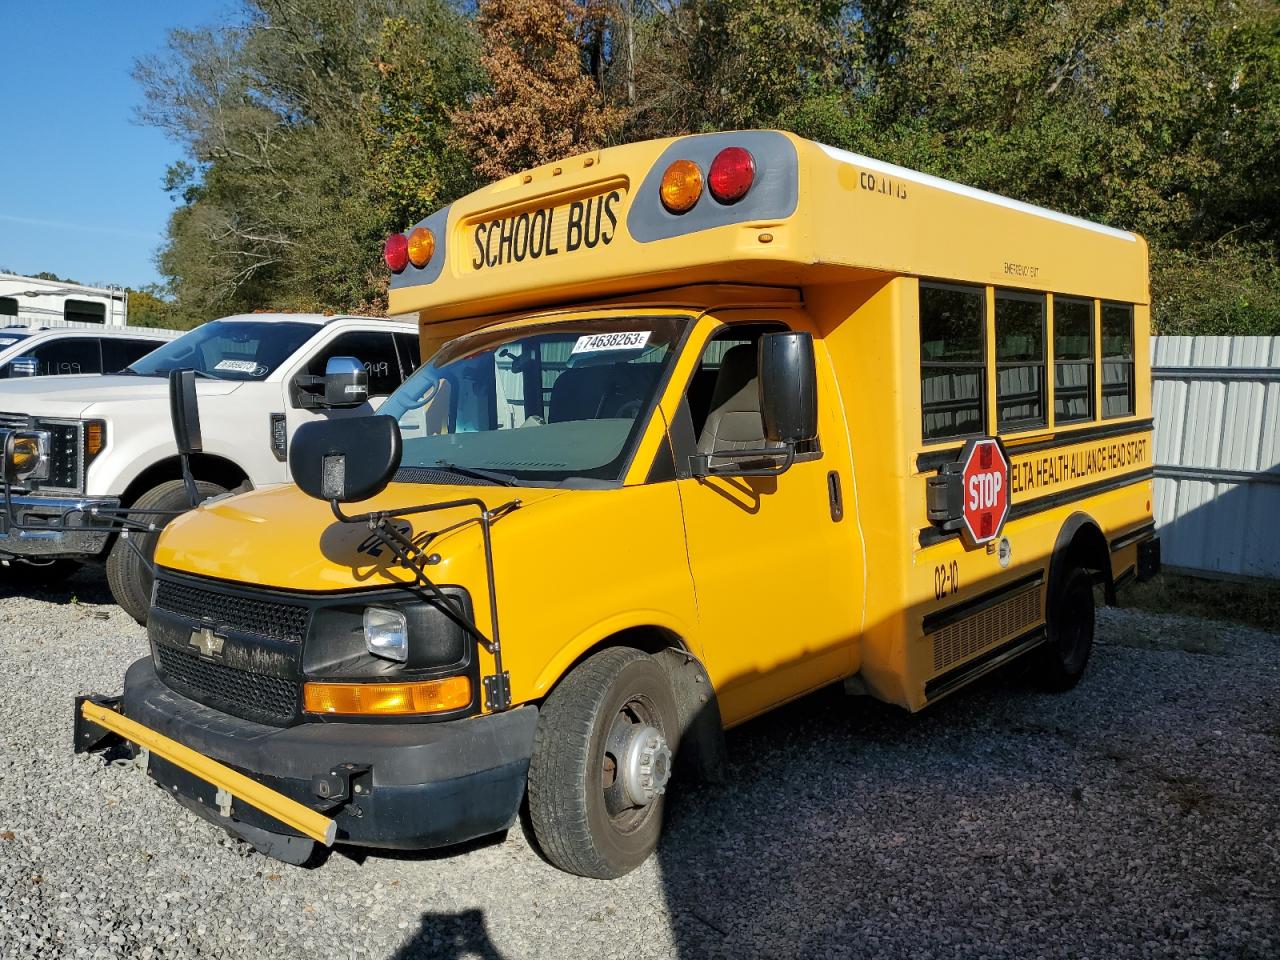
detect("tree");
top-left (138, 0), bottom-right (476, 323)
top-left (126, 286), bottom-right (182, 329)
top-left (451, 0), bottom-right (623, 181)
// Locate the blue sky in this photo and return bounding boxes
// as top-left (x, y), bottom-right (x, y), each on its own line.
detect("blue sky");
top-left (0, 1), bottom-right (235, 290)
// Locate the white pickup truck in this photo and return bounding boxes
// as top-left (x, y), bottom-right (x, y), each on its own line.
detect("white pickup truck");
top-left (0, 313), bottom-right (419, 621)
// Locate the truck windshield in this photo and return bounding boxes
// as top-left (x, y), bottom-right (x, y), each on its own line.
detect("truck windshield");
top-left (381, 315), bottom-right (687, 484)
top-left (126, 320), bottom-right (317, 380)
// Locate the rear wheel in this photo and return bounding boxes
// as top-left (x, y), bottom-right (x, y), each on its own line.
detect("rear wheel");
top-left (105, 479), bottom-right (226, 625)
top-left (527, 647), bottom-right (679, 879)
top-left (1035, 566), bottom-right (1095, 690)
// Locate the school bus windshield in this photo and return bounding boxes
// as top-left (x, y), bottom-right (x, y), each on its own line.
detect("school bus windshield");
top-left (381, 315), bottom-right (687, 484)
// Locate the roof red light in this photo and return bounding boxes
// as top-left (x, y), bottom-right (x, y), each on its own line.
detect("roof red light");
top-left (384, 233), bottom-right (409, 272)
top-left (708, 147), bottom-right (756, 204)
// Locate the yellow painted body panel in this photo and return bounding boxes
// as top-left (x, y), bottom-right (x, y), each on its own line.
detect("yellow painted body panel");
top-left (153, 130), bottom-right (1153, 741)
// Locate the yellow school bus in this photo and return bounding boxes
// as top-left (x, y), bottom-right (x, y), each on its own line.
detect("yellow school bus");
top-left (72, 130), bottom-right (1158, 878)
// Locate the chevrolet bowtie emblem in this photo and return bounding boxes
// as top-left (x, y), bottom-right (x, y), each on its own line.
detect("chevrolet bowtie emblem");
top-left (189, 625), bottom-right (225, 658)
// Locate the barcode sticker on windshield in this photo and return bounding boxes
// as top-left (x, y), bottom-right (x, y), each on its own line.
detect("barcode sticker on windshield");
top-left (571, 332), bottom-right (651, 354)
top-left (214, 359), bottom-right (260, 373)
top-left (0, 339), bottom-right (18, 347)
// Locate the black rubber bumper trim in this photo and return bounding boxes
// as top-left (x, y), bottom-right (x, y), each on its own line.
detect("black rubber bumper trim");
top-left (121, 657), bottom-right (538, 850)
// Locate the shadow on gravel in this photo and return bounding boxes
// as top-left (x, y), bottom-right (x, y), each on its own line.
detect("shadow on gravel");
top-left (0, 562), bottom-right (115, 607)
top-left (336, 830), bottom-right (510, 867)
top-left (391, 909), bottom-right (505, 960)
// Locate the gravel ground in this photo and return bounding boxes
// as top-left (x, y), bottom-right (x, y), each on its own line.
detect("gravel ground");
top-left (1, 569), bottom-right (1277, 960)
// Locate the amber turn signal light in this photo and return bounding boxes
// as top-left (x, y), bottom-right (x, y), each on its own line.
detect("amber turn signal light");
top-left (303, 676), bottom-right (472, 716)
top-left (407, 226), bottom-right (435, 268)
top-left (85, 420), bottom-right (106, 460)
top-left (659, 159), bottom-right (703, 214)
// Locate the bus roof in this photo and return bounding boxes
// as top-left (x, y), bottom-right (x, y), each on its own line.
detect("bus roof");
top-left (387, 130), bottom-right (1148, 325)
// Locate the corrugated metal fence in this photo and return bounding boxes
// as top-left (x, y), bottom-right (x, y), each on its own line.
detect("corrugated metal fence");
top-left (1151, 336), bottom-right (1280, 580)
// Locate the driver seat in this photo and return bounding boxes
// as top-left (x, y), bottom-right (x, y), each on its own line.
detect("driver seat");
top-left (696, 344), bottom-right (777, 457)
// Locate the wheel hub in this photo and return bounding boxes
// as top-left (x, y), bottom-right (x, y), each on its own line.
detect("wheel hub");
top-left (618, 724), bottom-right (671, 807)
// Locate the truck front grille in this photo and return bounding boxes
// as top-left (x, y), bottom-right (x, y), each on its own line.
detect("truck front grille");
top-left (0, 411), bottom-right (32, 430)
top-left (155, 644), bottom-right (298, 724)
top-left (154, 578), bottom-right (311, 644)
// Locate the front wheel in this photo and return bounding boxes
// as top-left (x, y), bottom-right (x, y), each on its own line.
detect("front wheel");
top-left (105, 479), bottom-right (226, 625)
top-left (1035, 566), bottom-right (1095, 691)
top-left (527, 647), bottom-right (680, 879)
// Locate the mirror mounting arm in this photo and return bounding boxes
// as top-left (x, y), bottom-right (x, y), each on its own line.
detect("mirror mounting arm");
top-left (690, 443), bottom-right (796, 479)
top-left (328, 495), bottom-right (522, 712)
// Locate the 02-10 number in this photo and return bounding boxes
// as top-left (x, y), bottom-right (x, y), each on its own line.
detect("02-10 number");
top-left (933, 560), bottom-right (959, 601)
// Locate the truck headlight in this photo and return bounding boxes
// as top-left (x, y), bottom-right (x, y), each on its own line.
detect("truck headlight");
top-left (363, 606), bottom-right (408, 663)
top-left (2, 430), bottom-right (49, 484)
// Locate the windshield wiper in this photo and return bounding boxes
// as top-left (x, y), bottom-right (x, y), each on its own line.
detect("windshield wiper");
top-left (433, 460), bottom-right (518, 487)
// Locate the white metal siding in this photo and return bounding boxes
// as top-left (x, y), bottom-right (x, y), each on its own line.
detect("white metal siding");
top-left (1151, 336), bottom-right (1280, 579)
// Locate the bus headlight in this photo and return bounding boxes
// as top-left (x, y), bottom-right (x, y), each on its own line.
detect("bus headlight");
top-left (2, 430), bottom-right (49, 484)
top-left (363, 606), bottom-right (409, 663)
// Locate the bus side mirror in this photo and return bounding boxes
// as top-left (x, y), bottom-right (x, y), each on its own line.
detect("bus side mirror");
top-left (168, 369), bottom-right (203, 455)
top-left (324, 356), bottom-right (369, 408)
top-left (759, 332), bottom-right (817, 445)
top-left (290, 415), bottom-right (401, 503)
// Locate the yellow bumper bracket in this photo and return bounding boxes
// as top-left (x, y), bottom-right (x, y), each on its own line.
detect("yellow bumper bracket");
top-left (79, 699), bottom-right (337, 846)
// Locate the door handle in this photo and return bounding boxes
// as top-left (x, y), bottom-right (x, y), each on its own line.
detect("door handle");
top-left (827, 470), bottom-right (844, 522)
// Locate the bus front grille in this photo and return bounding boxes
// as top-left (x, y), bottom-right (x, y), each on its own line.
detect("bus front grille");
top-left (155, 643), bottom-right (298, 724)
top-left (154, 577), bottom-right (311, 644)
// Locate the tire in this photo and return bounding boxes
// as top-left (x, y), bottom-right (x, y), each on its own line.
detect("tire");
top-left (527, 647), bottom-right (680, 879)
top-left (1035, 566), bottom-right (1095, 691)
top-left (0, 558), bottom-right (79, 585)
top-left (105, 479), bottom-right (226, 625)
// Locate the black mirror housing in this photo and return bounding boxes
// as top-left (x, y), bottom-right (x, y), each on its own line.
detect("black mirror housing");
top-left (324, 356), bottom-right (369, 408)
top-left (759, 332), bottom-right (818, 445)
top-left (290, 416), bottom-right (401, 503)
top-left (168, 369), bottom-right (203, 455)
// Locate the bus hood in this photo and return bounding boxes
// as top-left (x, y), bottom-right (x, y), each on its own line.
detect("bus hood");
top-left (0, 374), bottom-right (243, 419)
top-left (154, 481), bottom-right (567, 591)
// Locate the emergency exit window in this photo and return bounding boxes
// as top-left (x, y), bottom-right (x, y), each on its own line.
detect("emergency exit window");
top-left (995, 289), bottom-right (1047, 431)
top-left (1054, 296), bottom-right (1095, 423)
top-left (920, 282), bottom-right (985, 442)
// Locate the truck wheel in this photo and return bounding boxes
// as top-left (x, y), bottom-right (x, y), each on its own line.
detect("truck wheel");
top-left (527, 647), bottom-right (680, 879)
top-left (1035, 566), bottom-right (1095, 691)
top-left (0, 559), bottom-right (79, 585)
top-left (105, 479), bottom-right (226, 625)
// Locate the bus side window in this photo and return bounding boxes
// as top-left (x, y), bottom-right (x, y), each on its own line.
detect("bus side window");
top-left (1101, 302), bottom-right (1135, 418)
top-left (920, 283), bottom-right (985, 442)
top-left (995, 289), bottom-right (1047, 431)
top-left (1054, 297), bottom-right (1094, 423)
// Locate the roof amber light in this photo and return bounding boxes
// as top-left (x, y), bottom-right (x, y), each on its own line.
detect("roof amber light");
top-left (303, 676), bottom-right (471, 716)
top-left (383, 233), bottom-right (409, 272)
top-left (407, 226), bottom-right (435, 268)
top-left (660, 159), bottom-right (703, 214)
top-left (708, 147), bottom-right (756, 204)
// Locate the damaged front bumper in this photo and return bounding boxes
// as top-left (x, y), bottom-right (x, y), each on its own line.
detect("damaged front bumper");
top-left (75, 657), bottom-right (538, 864)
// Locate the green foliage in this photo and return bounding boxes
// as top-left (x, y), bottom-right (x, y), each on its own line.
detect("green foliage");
top-left (141, 0), bottom-right (1280, 336)
top-left (125, 286), bottom-right (183, 330)
top-left (138, 0), bottom-right (475, 323)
